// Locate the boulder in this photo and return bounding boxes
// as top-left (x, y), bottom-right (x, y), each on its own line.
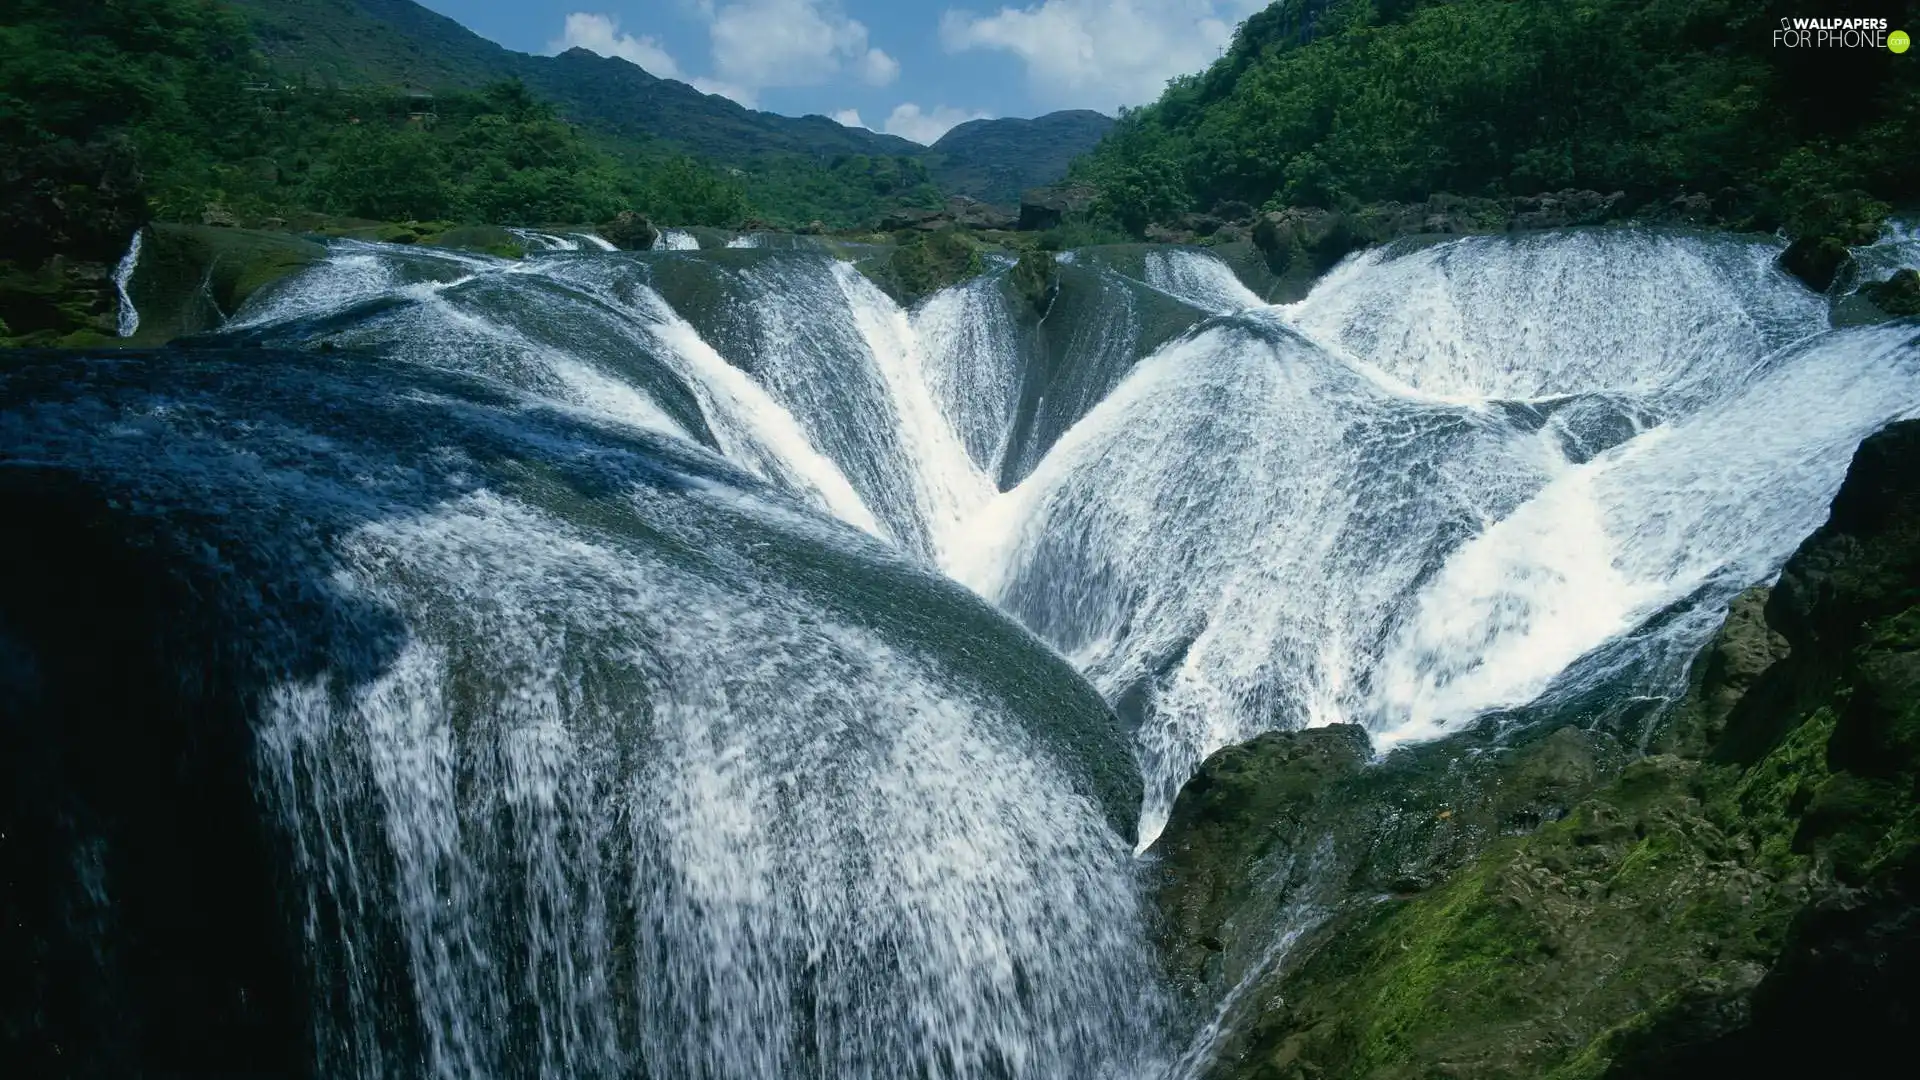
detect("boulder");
top-left (1210, 200), bottom-right (1255, 223)
top-left (1860, 267), bottom-right (1920, 316)
top-left (1008, 250), bottom-right (1059, 317)
top-left (1018, 185), bottom-right (1096, 231)
top-left (879, 197), bottom-right (1018, 233)
top-left (878, 207), bottom-right (947, 232)
top-left (1780, 234), bottom-right (1853, 292)
top-left (597, 210), bottom-right (659, 252)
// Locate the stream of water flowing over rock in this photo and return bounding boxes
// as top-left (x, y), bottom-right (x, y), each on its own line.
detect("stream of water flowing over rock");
top-left (6, 226), bottom-right (1918, 1076)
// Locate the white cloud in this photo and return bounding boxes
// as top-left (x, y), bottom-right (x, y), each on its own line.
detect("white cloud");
top-left (556, 4), bottom-right (902, 108)
top-left (883, 103), bottom-right (993, 145)
top-left (549, 13), bottom-right (683, 79)
top-left (833, 108), bottom-right (869, 129)
top-left (941, 0), bottom-right (1267, 111)
top-left (859, 48), bottom-right (901, 87)
top-left (709, 1), bottom-right (893, 90)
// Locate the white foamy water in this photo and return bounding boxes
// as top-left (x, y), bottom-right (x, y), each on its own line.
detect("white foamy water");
top-left (113, 229), bottom-right (144, 338)
top-left (655, 229), bottom-right (701, 251)
top-left (211, 231), bottom-right (1920, 1065)
top-left (960, 232), bottom-right (1920, 842)
top-left (224, 231), bottom-right (1920, 848)
top-left (255, 485), bottom-right (1164, 1080)
top-left (1145, 249), bottom-right (1264, 315)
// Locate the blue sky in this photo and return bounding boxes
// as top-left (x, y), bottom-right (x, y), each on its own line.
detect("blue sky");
top-left (414, 1), bottom-right (1273, 142)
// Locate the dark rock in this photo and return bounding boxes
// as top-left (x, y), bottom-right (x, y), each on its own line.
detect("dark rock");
top-left (1177, 212), bottom-right (1226, 237)
top-left (883, 198), bottom-right (1019, 234)
top-left (1008, 251), bottom-right (1058, 317)
top-left (0, 258), bottom-right (117, 345)
top-left (1780, 235), bottom-right (1853, 292)
top-left (1655, 586), bottom-right (1791, 757)
top-left (860, 229), bottom-right (984, 305)
top-left (1860, 268), bottom-right (1920, 317)
top-left (878, 207), bottom-right (946, 231)
top-left (121, 225), bottom-right (325, 345)
top-left (597, 210), bottom-right (659, 251)
top-left (1210, 200), bottom-right (1255, 223)
top-left (199, 203), bottom-right (239, 228)
top-left (946, 195), bottom-right (1017, 231)
top-left (1018, 184), bottom-right (1096, 231)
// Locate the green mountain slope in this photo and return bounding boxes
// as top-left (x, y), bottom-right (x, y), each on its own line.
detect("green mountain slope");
top-left (924, 111), bottom-right (1114, 205)
top-left (228, 0), bottom-right (1109, 203)
top-left (232, 0), bottom-right (514, 89)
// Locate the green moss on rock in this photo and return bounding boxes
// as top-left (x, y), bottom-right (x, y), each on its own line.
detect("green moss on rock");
top-left (428, 225), bottom-right (524, 259)
top-left (860, 229), bottom-right (985, 306)
top-left (124, 225), bottom-right (325, 345)
top-left (1860, 268), bottom-right (1920, 317)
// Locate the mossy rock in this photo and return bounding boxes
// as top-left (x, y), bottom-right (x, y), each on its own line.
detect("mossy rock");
top-left (0, 258), bottom-right (118, 346)
top-left (124, 225), bottom-right (325, 345)
top-left (861, 229), bottom-right (986, 305)
top-left (1008, 251), bottom-right (1058, 316)
top-left (1859, 268), bottom-right (1920, 317)
top-left (1779, 235), bottom-right (1853, 292)
top-left (427, 225), bottom-right (524, 259)
top-left (598, 211), bottom-right (658, 252)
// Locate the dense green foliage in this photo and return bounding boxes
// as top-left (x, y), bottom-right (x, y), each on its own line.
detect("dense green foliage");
top-left (1081, 0), bottom-right (1920, 236)
top-left (0, 0), bottom-right (760, 255)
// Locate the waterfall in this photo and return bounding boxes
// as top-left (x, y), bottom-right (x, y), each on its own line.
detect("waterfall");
top-left (112, 228), bottom-right (144, 338)
top-left (2, 343), bottom-right (1162, 1080)
top-left (656, 229), bottom-right (702, 251)
top-left (1143, 249), bottom-right (1264, 314)
top-left (13, 224), bottom-right (1918, 1074)
top-left (964, 230), bottom-right (1919, 842)
top-left (205, 229), bottom-right (1920, 846)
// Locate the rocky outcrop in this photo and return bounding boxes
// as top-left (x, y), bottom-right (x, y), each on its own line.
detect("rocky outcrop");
top-left (123, 225), bottom-right (325, 345)
top-left (858, 229), bottom-right (984, 306)
top-left (1780, 234), bottom-right (1853, 292)
top-left (1160, 421), bottom-right (1920, 1079)
top-left (597, 210), bottom-right (659, 251)
top-left (1007, 251), bottom-right (1058, 317)
top-left (1860, 268), bottom-right (1920, 317)
top-left (1018, 185), bottom-right (1096, 231)
top-left (880, 195), bottom-right (1017, 233)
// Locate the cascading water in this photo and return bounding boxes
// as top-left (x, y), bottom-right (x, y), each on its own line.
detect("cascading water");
top-left (112, 228), bottom-right (144, 338)
top-left (655, 229), bottom-right (702, 251)
top-left (968, 232), bottom-right (1919, 842)
top-left (9, 223), bottom-right (1918, 1076)
top-left (1, 344), bottom-right (1161, 1080)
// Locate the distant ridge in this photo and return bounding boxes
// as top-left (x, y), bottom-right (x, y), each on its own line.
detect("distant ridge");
top-left (229, 0), bottom-right (1112, 202)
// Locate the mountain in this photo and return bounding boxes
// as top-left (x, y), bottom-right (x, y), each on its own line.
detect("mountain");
top-left (923, 112), bottom-right (1115, 205)
top-left (228, 0), bottom-right (1103, 202)
top-left (1081, 0), bottom-right (1920, 239)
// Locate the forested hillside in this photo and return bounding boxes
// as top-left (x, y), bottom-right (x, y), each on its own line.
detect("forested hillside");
top-left (1081, 0), bottom-right (1920, 239)
top-left (223, 0), bottom-right (1108, 209)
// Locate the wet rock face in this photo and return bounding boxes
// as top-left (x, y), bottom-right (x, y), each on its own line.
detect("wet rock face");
top-left (597, 210), bottom-right (658, 251)
top-left (1158, 420), bottom-right (1920, 1080)
top-left (1151, 725), bottom-right (1372, 993)
top-left (1779, 234), bottom-right (1853, 292)
top-left (1017, 185), bottom-right (1096, 231)
top-left (1860, 268), bottom-right (1920, 317)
